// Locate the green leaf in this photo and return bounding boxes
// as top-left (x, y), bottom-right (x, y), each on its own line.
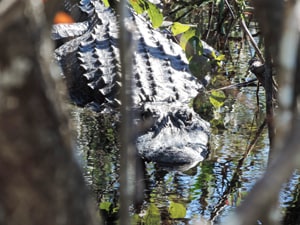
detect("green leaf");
top-left (209, 90), bottom-right (226, 108)
top-left (179, 29), bottom-right (203, 60)
top-left (99, 202), bottom-right (111, 211)
top-left (210, 117), bottom-right (225, 128)
top-left (130, 0), bottom-right (145, 14)
top-left (130, 0), bottom-right (163, 28)
top-left (193, 93), bottom-right (215, 121)
top-left (171, 22), bottom-right (191, 36)
top-left (187, 37), bottom-right (203, 60)
top-left (189, 55), bottom-right (211, 78)
top-left (179, 28), bottom-right (196, 50)
top-left (143, 203), bottom-right (161, 224)
top-left (169, 202), bottom-right (186, 219)
top-left (146, 2), bottom-right (163, 28)
top-left (102, 0), bottom-right (110, 7)
top-left (132, 214), bottom-right (141, 224)
top-left (215, 53), bottom-right (226, 61)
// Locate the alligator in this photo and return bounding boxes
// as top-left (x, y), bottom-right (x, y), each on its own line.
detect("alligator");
top-left (53, 0), bottom-right (212, 168)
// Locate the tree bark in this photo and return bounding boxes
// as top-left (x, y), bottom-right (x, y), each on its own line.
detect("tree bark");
top-left (0, 1), bottom-right (100, 224)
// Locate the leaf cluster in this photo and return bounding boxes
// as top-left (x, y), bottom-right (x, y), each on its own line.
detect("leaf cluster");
top-left (130, 0), bottom-right (163, 28)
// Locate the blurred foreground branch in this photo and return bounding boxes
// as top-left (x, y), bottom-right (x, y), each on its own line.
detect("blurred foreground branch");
top-left (118, 0), bottom-right (142, 224)
top-left (0, 1), bottom-right (100, 224)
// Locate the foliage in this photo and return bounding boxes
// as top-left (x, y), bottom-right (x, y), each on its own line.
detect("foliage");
top-left (99, 201), bottom-right (119, 221)
top-left (164, 0), bottom-right (257, 128)
top-left (178, 28), bottom-right (204, 60)
top-left (209, 90), bottom-right (226, 108)
top-left (169, 202), bottom-right (186, 218)
top-left (103, 0), bottom-right (110, 7)
top-left (192, 90), bottom-right (227, 129)
top-left (142, 203), bottom-right (161, 224)
top-left (171, 22), bottom-right (190, 35)
top-left (130, 0), bottom-right (163, 28)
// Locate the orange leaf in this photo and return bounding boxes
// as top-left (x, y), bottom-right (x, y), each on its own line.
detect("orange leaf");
top-left (53, 11), bottom-right (74, 24)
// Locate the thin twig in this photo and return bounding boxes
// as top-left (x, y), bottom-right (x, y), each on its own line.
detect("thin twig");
top-left (205, 2), bottom-right (214, 40)
top-left (240, 17), bottom-right (265, 63)
top-left (242, 118), bottom-right (267, 159)
top-left (208, 78), bottom-right (257, 92)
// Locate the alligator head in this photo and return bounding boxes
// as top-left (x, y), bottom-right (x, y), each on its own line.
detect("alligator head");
top-left (136, 103), bottom-right (209, 167)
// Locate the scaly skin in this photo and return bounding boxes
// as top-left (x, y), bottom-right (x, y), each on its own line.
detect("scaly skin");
top-left (53, 0), bottom-right (210, 168)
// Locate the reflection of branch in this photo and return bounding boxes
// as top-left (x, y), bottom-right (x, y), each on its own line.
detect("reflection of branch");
top-left (242, 118), bottom-right (266, 160)
top-left (205, 2), bottom-right (215, 40)
top-left (210, 119), bottom-right (266, 222)
top-left (230, 118), bottom-right (300, 225)
top-left (210, 165), bottom-right (241, 222)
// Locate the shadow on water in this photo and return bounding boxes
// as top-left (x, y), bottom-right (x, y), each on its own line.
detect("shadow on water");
top-left (69, 37), bottom-right (300, 224)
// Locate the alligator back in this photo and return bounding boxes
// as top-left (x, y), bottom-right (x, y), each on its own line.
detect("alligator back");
top-left (54, 0), bottom-right (210, 169)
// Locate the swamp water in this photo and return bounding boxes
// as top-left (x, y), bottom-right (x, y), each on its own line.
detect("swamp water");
top-left (69, 39), bottom-right (300, 224)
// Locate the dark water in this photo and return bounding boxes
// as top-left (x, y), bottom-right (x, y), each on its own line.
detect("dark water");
top-left (70, 39), bottom-right (300, 224)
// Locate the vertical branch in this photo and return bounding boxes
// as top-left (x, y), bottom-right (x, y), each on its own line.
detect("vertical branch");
top-left (274, 0), bottom-right (300, 155)
top-left (118, 1), bottom-right (136, 225)
top-left (264, 44), bottom-right (275, 154)
top-left (251, 0), bottom-right (284, 161)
